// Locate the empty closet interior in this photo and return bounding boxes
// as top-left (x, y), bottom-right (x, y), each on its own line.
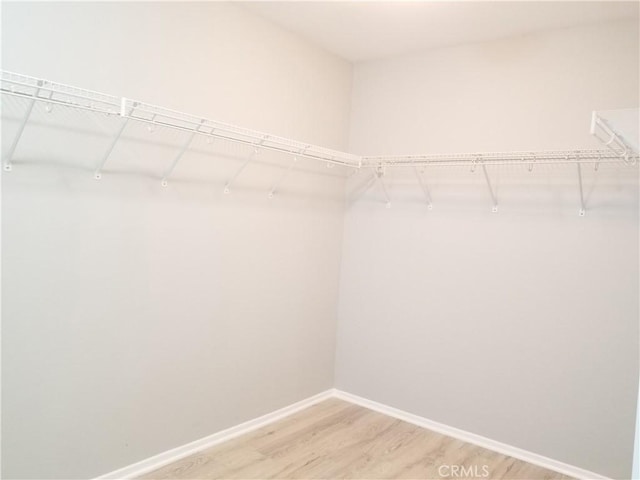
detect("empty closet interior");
top-left (1, 2), bottom-right (638, 480)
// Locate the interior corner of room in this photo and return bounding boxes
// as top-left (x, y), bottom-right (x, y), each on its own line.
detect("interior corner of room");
top-left (1, 2), bottom-right (639, 480)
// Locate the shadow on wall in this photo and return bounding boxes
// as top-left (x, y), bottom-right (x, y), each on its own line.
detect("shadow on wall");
top-left (1, 97), bottom-right (352, 206)
top-left (345, 162), bottom-right (638, 218)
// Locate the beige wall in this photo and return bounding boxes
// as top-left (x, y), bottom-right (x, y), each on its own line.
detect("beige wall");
top-left (337, 19), bottom-right (639, 479)
top-left (1, 2), bottom-right (352, 478)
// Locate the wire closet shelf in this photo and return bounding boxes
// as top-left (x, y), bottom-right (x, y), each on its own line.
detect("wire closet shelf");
top-left (2, 70), bottom-right (637, 170)
top-left (1, 70), bottom-right (638, 215)
top-left (0, 70), bottom-right (361, 173)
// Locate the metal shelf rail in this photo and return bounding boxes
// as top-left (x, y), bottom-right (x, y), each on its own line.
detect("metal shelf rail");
top-left (0, 70), bottom-right (361, 180)
top-left (357, 149), bottom-right (638, 216)
top-left (590, 110), bottom-right (638, 163)
top-left (2, 70), bottom-right (638, 215)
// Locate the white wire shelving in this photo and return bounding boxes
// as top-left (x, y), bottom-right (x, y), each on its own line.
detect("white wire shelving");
top-left (362, 149), bottom-right (636, 168)
top-left (0, 70), bottom-right (361, 177)
top-left (1, 70), bottom-right (638, 215)
top-left (590, 109), bottom-right (639, 161)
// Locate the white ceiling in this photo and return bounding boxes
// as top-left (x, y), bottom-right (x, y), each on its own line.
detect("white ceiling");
top-left (242, 1), bottom-right (639, 63)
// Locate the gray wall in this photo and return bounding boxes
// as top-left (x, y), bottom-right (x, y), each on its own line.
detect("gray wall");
top-left (3, 3), bottom-right (639, 480)
top-left (1, 3), bottom-right (352, 478)
top-left (337, 19), bottom-right (639, 479)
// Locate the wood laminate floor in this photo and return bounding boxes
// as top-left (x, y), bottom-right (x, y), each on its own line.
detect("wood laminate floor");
top-left (141, 398), bottom-right (574, 480)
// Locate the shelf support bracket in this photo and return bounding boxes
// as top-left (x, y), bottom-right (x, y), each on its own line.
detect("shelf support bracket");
top-left (94, 98), bottom-right (132, 180)
top-left (161, 120), bottom-right (204, 187)
top-left (269, 156), bottom-right (298, 199)
top-left (374, 166), bottom-right (391, 208)
top-left (224, 147), bottom-right (258, 194)
top-left (481, 164), bottom-right (498, 213)
top-left (349, 172), bottom-right (377, 205)
top-left (205, 127), bottom-right (216, 144)
top-left (577, 163), bottom-right (586, 217)
top-left (413, 167), bottom-right (433, 210)
top-left (3, 81), bottom-right (42, 171)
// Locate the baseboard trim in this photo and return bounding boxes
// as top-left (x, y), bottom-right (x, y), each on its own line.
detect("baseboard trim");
top-left (333, 389), bottom-right (611, 480)
top-left (97, 388), bottom-right (612, 480)
top-left (95, 389), bottom-right (335, 479)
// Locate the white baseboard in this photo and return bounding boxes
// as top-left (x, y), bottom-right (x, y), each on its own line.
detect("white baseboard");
top-left (97, 388), bottom-right (611, 480)
top-left (333, 390), bottom-right (611, 480)
top-left (95, 389), bottom-right (335, 479)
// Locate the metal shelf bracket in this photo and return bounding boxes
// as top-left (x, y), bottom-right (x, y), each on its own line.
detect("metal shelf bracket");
top-left (224, 147), bottom-right (258, 194)
top-left (3, 80), bottom-right (43, 171)
top-left (94, 98), bottom-right (132, 180)
top-left (413, 167), bottom-right (433, 210)
top-left (161, 120), bottom-right (204, 187)
top-left (481, 163), bottom-right (499, 213)
top-left (374, 165), bottom-right (391, 208)
top-left (577, 162), bottom-right (586, 217)
top-left (269, 156), bottom-right (298, 199)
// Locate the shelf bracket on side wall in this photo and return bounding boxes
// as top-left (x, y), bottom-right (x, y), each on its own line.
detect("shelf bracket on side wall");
top-left (161, 120), bottom-right (204, 187)
top-left (577, 162), bottom-right (586, 217)
top-left (590, 111), bottom-right (637, 165)
top-left (3, 81), bottom-right (42, 171)
top-left (269, 155), bottom-right (298, 199)
top-left (374, 165), bottom-right (391, 208)
top-left (349, 172), bottom-right (377, 205)
top-left (480, 163), bottom-right (498, 213)
top-left (94, 98), bottom-right (133, 180)
top-left (413, 167), bottom-right (433, 210)
top-left (224, 147), bottom-right (258, 194)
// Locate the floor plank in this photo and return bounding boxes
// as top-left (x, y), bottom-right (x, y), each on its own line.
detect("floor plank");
top-left (140, 399), bottom-right (574, 479)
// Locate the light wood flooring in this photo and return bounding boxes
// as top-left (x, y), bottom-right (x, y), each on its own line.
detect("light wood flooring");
top-left (141, 398), bottom-right (574, 479)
